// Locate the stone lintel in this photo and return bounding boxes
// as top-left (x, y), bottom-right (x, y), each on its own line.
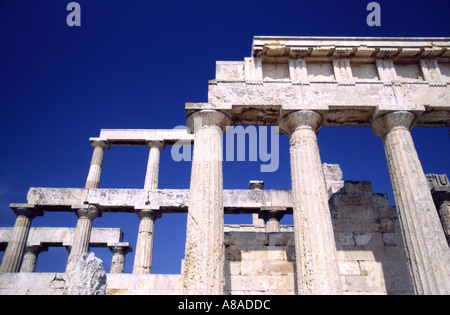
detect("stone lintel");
top-left (0, 227), bottom-right (125, 249)
top-left (91, 129), bottom-right (194, 146)
top-left (26, 188), bottom-right (293, 214)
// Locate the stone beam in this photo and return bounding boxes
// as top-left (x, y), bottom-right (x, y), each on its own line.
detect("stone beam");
top-left (25, 188), bottom-right (293, 214)
top-left (0, 227), bottom-right (125, 249)
top-left (91, 129), bottom-right (194, 146)
top-left (195, 37), bottom-right (450, 127)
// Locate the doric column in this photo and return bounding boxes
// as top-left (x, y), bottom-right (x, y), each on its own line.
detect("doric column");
top-left (426, 174), bottom-right (450, 246)
top-left (279, 110), bottom-right (342, 295)
top-left (371, 111), bottom-right (450, 295)
top-left (144, 141), bottom-right (165, 190)
top-left (110, 243), bottom-right (132, 274)
top-left (259, 208), bottom-right (285, 233)
top-left (20, 245), bottom-right (48, 273)
top-left (133, 209), bottom-right (161, 274)
top-left (249, 181), bottom-right (265, 227)
top-left (183, 109), bottom-right (231, 295)
top-left (85, 140), bottom-right (110, 189)
top-left (0, 205), bottom-right (43, 273)
top-left (66, 204), bottom-right (101, 269)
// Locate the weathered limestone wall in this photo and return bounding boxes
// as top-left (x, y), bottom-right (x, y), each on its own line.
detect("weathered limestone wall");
top-left (224, 181), bottom-right (413, 295)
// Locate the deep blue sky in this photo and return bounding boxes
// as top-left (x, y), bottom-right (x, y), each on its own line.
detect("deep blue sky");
top-left (0, 0), bottom-right (449, 274)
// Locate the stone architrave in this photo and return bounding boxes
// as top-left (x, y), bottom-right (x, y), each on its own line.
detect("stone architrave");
top-left (0, 205), bottom-right (43, 273)
top-left (279, 110), bottom-right (343, 295)
top-left (133, 209), bottom-right (161, 274)
top-left (371, 111), bottom-right (450, 295)
top-left (85, 140), bottom-right (110, 189)
top-left (66, 205), bottom-right (102, 270)
top-left (183, 109), bottom-right (231, 295)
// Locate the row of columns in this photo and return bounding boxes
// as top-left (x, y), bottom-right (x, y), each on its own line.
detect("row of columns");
top-left (182, 109), bottom-right (450, 295)
top-left (0, 139), bottom-right (163, 275)
top-left (1, 109), bottom-right (448, 295)
top-left (11, 243), bottom-right (131, 274)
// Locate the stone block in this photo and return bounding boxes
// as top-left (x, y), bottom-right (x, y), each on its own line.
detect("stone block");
top-left (337, 232), bottom-right (355, 246)
top-left (234, 232), bottom-right (269, 246)
top-left (354, 233), bottom-right (373, 246)
top-left (338, 261), bottom-right (361, 276)
top-left (345, 275), bottom-right (386, 293)
top-left (382, 233), bottom-right (399, 246)
top-left (268, 232), bottom-right (291, 246)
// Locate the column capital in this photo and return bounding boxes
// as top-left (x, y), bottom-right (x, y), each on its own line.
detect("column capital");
top-left (90, 138), bottom-right (111, 150)
top-left (135, 208), bottom-right (162, 221)
top-left (10, 204), bottom-right (43, 219)
top-left (371, 111), bottom-right (416, 138)
top-left (72, 204), bottom-right (102, 220)
top-left (279, 110), bottom-right (323, 135)
top-left (147, 140), bottom-right (165, 150)
top-left (249, 180), bottom-right (264, 190)
top-left (25, 244), bottom-right (48, 256)
top-left (186, 109), bottom-right (231, 133)
top-left (258, 208), bottom-right (285, 222)
top-left (109, 243), bottom-right (133, 256)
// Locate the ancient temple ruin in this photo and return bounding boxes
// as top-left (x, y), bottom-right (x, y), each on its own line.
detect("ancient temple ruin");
top-left (1, 36), bottom-right (449, 295)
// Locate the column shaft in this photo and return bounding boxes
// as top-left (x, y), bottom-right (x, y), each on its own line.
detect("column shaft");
top-left (66, 205), bottom-right (101, 269)
top-left (372, 111), bottom-right (450, 295)
top-left (144, 141), bottom-right (164, 190)
top-left (280, 110), bottom-right (342, 295)
top-left (183, 110), bottom-right (230, 295)
top-left (0, 207), bottom-right (42, 273)
top-left (20, 246), bottom-right (47, 273)
top-left (85, 141), bottom-right (110, 189)
top-left (133, 210), bottom-right (160, 274)
top-left (110, 245), bottom-right (131, 274)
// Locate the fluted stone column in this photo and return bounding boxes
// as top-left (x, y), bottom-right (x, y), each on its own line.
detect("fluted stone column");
top-left (20, 245), bottom-right (48, 273)
top-left (144, 141), bottom-right (164, 190)
top-left (133, 209), bottom-right (161, 274)
top-left (371, 111), bottom-right (450, 295)
top-left (85, 140), bottom-right (110, 189)
top-left (66, 204), bottom-right (101, 270)
top-left (279, 110), bottom-right (342, 295)
top-left (183, 109), bottom-right (230, 295)
top-left (0, 205), bottom-right (43, 273)
top-left (110, 243), bottom-right (132, 274)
